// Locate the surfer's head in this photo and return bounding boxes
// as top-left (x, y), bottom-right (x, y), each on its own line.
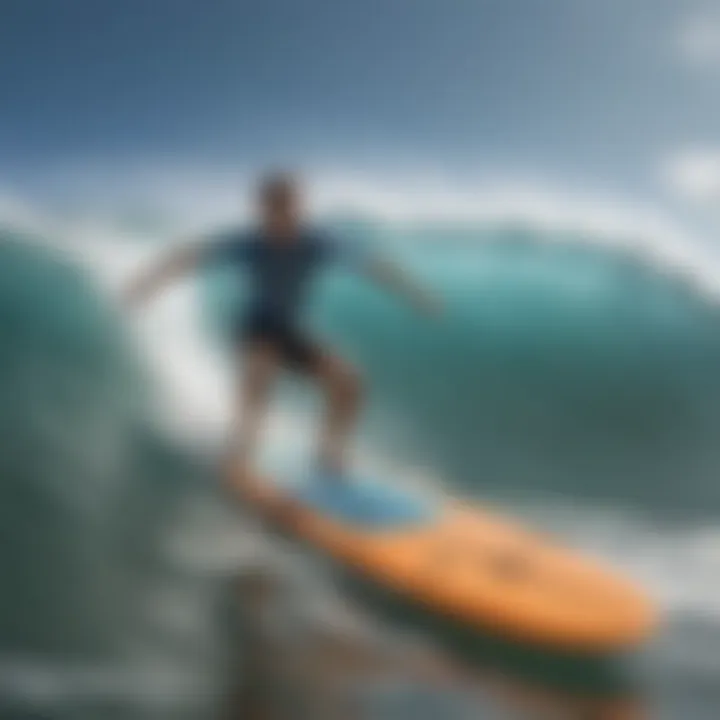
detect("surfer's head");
top-left (257, 171), bottom-right (302, 239)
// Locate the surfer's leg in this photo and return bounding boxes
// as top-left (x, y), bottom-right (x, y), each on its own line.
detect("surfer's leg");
top-left (279, 325), bottom-right (362, 476)
top-left (231, 343), bottom-right (279, 481)
top-left (313, 353), bottom-right (363, 476)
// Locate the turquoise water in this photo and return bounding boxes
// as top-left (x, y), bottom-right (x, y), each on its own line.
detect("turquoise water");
top-left (206, 221), bottom-right (720, 517)
top-left (3, 219), bottom-right (720, 718)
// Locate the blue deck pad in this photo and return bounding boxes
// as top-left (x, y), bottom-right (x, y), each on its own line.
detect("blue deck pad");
top-left (291, 476), bottom-right (436, 529)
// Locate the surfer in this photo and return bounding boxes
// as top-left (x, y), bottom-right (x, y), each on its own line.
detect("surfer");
top-left (125, 172), bottom-right (440, 481)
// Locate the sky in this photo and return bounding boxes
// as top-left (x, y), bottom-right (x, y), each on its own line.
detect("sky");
top-left (2, 0), bottom-right (720, 223)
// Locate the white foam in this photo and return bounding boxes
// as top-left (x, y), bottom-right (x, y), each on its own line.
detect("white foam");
top-left (10, 165), bottom-right (720, 301)
top-left (500, 492), bottom-right (720, 624)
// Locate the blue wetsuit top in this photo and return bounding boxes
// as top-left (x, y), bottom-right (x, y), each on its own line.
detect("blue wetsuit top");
top-left (205, 226), bottom-right (362, 324)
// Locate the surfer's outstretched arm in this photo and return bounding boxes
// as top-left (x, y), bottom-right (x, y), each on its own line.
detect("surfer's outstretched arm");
top-left (124, 241), bottom-right (205, 306)
top-left (364, 257), bottom-right (442, 318)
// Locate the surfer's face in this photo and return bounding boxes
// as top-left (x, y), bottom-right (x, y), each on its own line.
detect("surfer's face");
top-left (259, 175), bottom-right (302, 239)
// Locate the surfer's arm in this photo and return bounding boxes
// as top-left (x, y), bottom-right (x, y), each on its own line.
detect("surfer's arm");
top-left (123, 241), bottom-right (205, 306)
top-left (124, 229), bottom-right (245, 306)
top-left (364, 257), bottom-right (443, 318)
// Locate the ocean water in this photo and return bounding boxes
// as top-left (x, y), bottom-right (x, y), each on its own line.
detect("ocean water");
top-left (3, 208), bottom-right (720, 718)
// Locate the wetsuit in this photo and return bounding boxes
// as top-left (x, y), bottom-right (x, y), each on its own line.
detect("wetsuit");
top-left (206, 226), bottom-right (361, 371)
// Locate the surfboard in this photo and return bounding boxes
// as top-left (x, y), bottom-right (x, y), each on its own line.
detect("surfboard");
top-left (234, 469), bottom-right (658, 652)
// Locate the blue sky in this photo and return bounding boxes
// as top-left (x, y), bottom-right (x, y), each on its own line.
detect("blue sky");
top-left (2, 0), bottom-right (720, 213)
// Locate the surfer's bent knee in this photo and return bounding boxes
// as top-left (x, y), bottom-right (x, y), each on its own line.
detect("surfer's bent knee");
top-left (325, 358), bottom-right (363, 405)
top-left (342, 364), bottom-right (363, 405)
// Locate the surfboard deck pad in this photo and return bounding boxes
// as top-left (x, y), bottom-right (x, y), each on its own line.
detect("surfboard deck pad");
top-left (290, 476), bottom-right (434, 528)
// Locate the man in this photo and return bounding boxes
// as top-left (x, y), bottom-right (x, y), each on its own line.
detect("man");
top-left (126, 172), bottom-right (440, 481)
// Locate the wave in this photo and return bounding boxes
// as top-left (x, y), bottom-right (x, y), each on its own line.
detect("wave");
top-left (4, 186), bottom-right (720, 716)
top-left (196, 215), bottom-right (720, 517)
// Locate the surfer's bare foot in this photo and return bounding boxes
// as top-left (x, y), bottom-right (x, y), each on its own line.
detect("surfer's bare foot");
top-left (235, 458), bottom-right (257, 489)
top-left (316, 353), bottom-right (361, 483)
top-left (222, 449), bottom-right (253, 494)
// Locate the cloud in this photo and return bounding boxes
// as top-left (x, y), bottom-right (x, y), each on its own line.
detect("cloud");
top-left (677, 11), bottom-right (720, 68)
top-left (662, 148), bottom-right (720, 205)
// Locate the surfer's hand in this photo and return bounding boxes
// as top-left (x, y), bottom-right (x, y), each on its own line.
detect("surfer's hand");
top-left (119, 242), bottom-right (202, 312)
top-left (121, 281), bottom-right (149, 311)
top-left (367, 258), bottom-right (442, 320)
top-left (416, 291), bottom-right (443, 319)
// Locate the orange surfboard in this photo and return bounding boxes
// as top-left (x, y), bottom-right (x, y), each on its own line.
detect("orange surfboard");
top-left (234, 470), bottom-right (658, 652)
